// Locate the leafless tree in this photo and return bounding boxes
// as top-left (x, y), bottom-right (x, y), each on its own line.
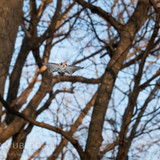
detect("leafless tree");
top-left (0, 0), bottom-right (160, 160)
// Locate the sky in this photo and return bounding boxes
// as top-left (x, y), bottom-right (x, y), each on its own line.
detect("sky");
top-left (1, 0), bottom-right (160, 160)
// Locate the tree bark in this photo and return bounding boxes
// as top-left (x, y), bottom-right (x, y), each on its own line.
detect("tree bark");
top-left (82, 0), bottom-right (151, 159)
top-left (0, 0), bottom-right (23, 118)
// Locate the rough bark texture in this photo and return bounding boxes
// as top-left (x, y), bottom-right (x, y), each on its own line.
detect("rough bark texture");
top-left (0, 0), bottom-right (23, 117)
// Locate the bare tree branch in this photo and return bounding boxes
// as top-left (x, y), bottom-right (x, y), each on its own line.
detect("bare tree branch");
top-left (0, 94), bottom-right (84, 159)
top-left (75, 0), bottom-right (123, 32)
top-left (27, 143), bottom-right (46, 160)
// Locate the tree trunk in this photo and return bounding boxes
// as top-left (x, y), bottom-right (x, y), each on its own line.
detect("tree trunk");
top-left (83, 0), bottom-right (150, 159)
top-left (0, 0), bottom-right (23, 118)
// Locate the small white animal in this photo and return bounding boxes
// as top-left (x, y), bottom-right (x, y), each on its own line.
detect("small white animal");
top-left (43, 61), bottom-right (84, 76)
